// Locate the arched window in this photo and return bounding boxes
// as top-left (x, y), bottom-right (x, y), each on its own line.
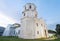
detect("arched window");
top-left (24, 13), bottom-right (25, 16)
top-left (37, 31), bottom-right (39, 34)
top-left (22, 12), bottom-right (25, 16)
top-left (29, 5), bottom-right (31, 9)
top-left (36, 23), bottom-right (38, 27)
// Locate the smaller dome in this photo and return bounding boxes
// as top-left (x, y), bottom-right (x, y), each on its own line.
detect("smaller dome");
top-left (24, 3), bottom-right (36, 11)
top-left (13, 23), bottom-right (20, 28)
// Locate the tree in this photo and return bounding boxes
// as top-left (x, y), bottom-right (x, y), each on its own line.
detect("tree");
top-left (56, 24), bottom-right (60, 35)
top-left (48, 30), bottom-right (56, 33)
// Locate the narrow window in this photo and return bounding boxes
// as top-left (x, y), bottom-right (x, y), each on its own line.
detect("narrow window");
top-left (29, 5), bottom-right (31, 9)
top-left (18, 30), bottom-right (20, 34)
top-left (36, 23), bottom-right (38, 26)
top-left (37, 31), bottom-right (39, 34)
top-left (24, 13), bottom-right (25, 16)
top-left (25, 6), bottom-right (26, 10)
top-left (14, 30), bottom-right (15, 34)
top-left (41, 24), bottom-right (43, 26)
top-left (45, 30), bottom-right (47, 37)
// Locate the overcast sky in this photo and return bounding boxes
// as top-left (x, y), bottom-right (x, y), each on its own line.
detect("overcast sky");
top-left (0, 0), bottom-right (60, 30)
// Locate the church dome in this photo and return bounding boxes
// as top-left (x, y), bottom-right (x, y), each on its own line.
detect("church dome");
top-left (24, 3), bottom-right (36, 11)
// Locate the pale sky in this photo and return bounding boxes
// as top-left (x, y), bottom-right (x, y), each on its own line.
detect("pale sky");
top-left (0, 0), bottom-right (60, 30)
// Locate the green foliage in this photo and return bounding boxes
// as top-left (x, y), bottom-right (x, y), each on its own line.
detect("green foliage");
top-left (56, 24), bottom-right (60, 35)
top-left (48, 30), bottom-right (56, 33)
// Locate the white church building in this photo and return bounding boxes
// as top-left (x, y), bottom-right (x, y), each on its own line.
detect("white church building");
top-left (3, 3), bottom-right (48, 39)
top-left (18, 3), bottom-right (48, 39)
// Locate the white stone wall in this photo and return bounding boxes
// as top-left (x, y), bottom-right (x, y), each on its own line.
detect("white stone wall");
top-left (20, 17), bottom-right (35, 39)
top-left (19, 17), bottom-right (48, 39)
top-left (18, 3), bottom-right (48, 39)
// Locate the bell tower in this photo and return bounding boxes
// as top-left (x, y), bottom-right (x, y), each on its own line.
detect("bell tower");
top-left (19, 3), bottom-right (48, 39)
top-left (20, 3), bottom-right (38, 39)
top-left (22, 3), bottom-right (37, 18)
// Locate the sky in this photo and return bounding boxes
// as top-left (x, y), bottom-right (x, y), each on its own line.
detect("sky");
top-left (0, 0), bottom-right (60, 30)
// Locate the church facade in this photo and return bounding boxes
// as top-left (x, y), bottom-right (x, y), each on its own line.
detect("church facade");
top-left (18, 3), bottom-right (48, 39)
